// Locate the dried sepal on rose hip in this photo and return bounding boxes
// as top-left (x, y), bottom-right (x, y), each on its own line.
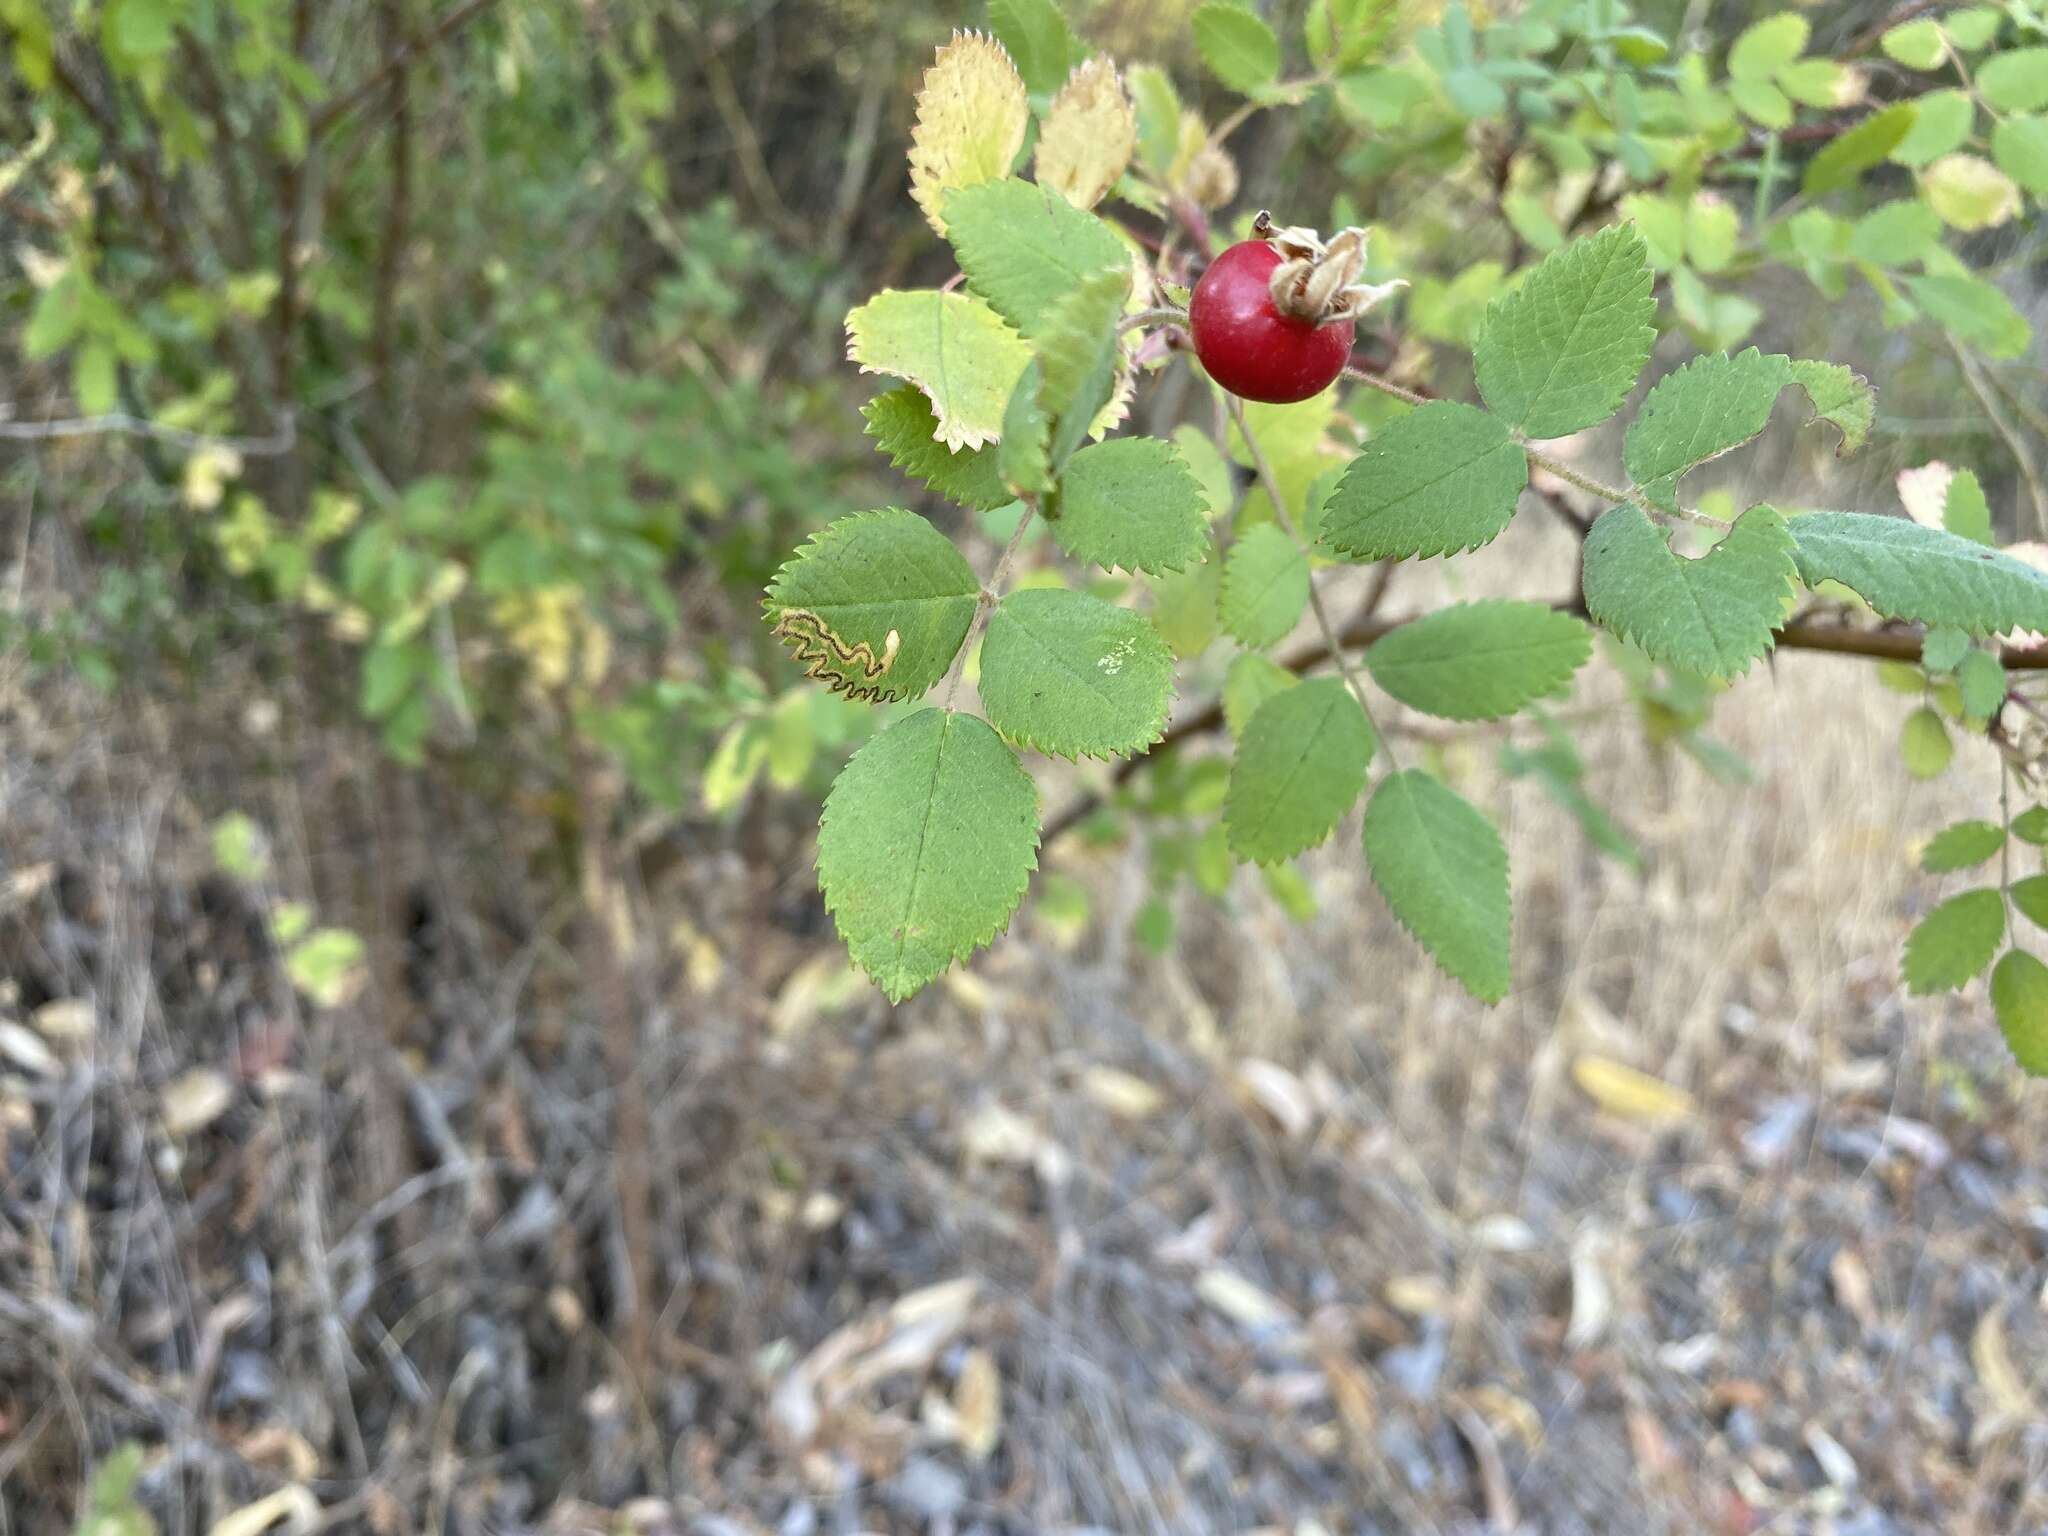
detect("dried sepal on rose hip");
top-left (1189, 210), bottom-right (1407, 404)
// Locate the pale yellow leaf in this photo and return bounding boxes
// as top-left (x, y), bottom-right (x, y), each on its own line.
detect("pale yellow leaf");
top-left (1923, 152), bottom-right (2021, 231)
top-left (1235, 1057), bottom-right (1316, 1138)
top-left (1196, 1266), bottom-right (1300, 1335)
top-left (1971, 1303), bottom-right (2042, 1443)
top-left (31, 998), bottom-right (93, 1043)
top-left (1565, 1226), bottom-right (1613, 1349)
top-left (207, 1485), bottom-right (319, 1536)
top-left (908, 31), bottom-right (1028, 236)
top-left (1035, 56), bottom-right (1137, 210)
top-left (952, 1347), bottom-right (1002, 1461)
top-left (161, 1068), bottom-right (234, 1136)
top-left (1570, 1054), bottom-right (1694, 1123)
top-left (0, 1021), bottom-right (58, 1078)
top-left (1081, 1064), bottom-right (1165, 1119)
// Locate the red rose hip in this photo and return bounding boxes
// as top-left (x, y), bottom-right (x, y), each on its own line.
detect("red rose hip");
top-left (1187, 214), bottom-right (1404, 405)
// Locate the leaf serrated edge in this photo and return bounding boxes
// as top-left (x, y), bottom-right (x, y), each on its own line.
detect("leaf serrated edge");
top-left (815, 711), bottom-right (1041, 1003)
top-left (908, 30), bottom-right (1029, 238)
top-left (1363, 771), bottom-right (1512, 1004)
top-left (1219, 525), bottom-right (1306, 648)
top-left (1584, 505), bottom-right (1798, 680)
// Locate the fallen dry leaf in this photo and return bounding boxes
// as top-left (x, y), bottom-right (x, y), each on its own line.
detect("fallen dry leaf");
top-left (1829, 1247), bottom-right (1879, 1331)
top-left (31, 997), bottom-right (94, 1043)
top-left (1235, 1058), bottom-right (1316, 1139)
top-left (207, 1485), bottom-right (320, 1536)
top-left (1571, 1055), bottom-right (1694, 1123)
top-left (0, 1021), bottom-right (58, 1078)
top-left (161, 1068), bottom-right (235, 1136)
top-left (952, 1347), bottom-right (1001, 1462)
top-left (1566, 1226), bottom-right (1614, 1350)
top-left (1081, 1064), bottom-right (1166, 1120)
top-left (1197, 1267), bottom-right (1300, 1337)
top-left (1970, 1302), bottom-right (2043, 1446)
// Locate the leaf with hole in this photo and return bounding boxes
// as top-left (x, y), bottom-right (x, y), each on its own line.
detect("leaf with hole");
top-left (1582, 504), bottom-right (1797, 679)
top-left (846, 290), bottom-right (1031, 451)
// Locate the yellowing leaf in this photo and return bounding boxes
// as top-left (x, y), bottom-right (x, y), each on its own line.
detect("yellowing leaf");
top-left (952, 1347), bottom-right (1003, 1461)
top-left (1570, 1054), bottom-right (1694, 1122)
top-left (206, 1485), bottom-right (320, 1536)
top-left (845, 289), bottom-right (1032, 450)
top-left (1898, 460), bottom-right (1956, 528)
top-left (908, 31), bottom-right (1029, 236)
top-left (1035, 56), bottom-right (1136, 210)
top-left (1081, 1064), bottom-right (1166, 1119)
top-left (1923, 153), bottom-right (2021, 231)
top-left (161, 1068), bottom-right (235, 1136)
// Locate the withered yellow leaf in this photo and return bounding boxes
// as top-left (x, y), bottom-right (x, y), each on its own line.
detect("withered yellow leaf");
top-left (1570, 1054), bottom-right (1695, 1122)
top-left (909, 31), bottom-right (1028, 236)
top-left (1035, 56), bottom-right (1137, 210)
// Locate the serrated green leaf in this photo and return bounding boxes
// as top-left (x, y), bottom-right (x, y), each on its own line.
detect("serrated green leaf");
top-left (1921, 819), bottom-right (2005, 872)
top-left (1728, 13), bottom-right (1807, 80)
top-left (846, 289), bottom-right (1031, 451)
top-left (1583, 504), bottom-right (1796, 679)
top-left (1992, 116), bottom-right (2048, 200)
top-left (1033, 267), bottom-right (1132, 468)
top-left (2017, 809), bottom-right (2048, 846)
top-left (2013, 875), bottom-right (2048, 928)
top-left (1686, 193), bottom-right (1739, 273)
top-left (1780, 58), bottom-right (1859, 109)
top-left (1051, 437), bottom-right (1211, 574)
top-left (1729, 77), bottom-right (1792, 129)
top-left (1902, 887), bottom-right (2003, 994)
top-left (1890, 90), bottom-right (1972, 168)
top-left (1624, 349), bottom-right (1794, 509)
top-left (1365, 600), bottom-right (1591, 721)
top-left (1787, 360), bottom-right (1874, 456)
top-left (864, 387), bottom-right (1009, 509)
top-left (1979, 47), bottom-right (2048, 113)
top-left (817, 708), bottom-right (1039, 1002)
top-left (1804, 102), bottom-right (1917, 196)
top-left (1473, 225), bottom-right (1656, 439)
top-left (1221, 523), bottom-right (1310, 648)
top-left (978, 587), bottom-right (1173, 759)
top-left (1363, 768), bottom-right (1511, 1003)
top-left (1943, 8), bottom-right (2002, 50)
top-left (1789, 512), bottom-right (2048, 636)
top-left (1128, 62), bottom-right (1181, 175)
top-left (1192, 2), bottom-right (1279, 95)
top-left (1261, 860), bottom-right (1319, 920)
top-left (1224, 677), bottom-right (1374, 863)
top-left (1150, 557), bottom-right (1222, 658)
top-left (1904, 272), bottom-right (2031, 360)
top-left (1173, 423), bottom-right (1236, 518)
top-left (944, 178), bottom-right (1130, 335)
top-left (766, 509), bottom-right (980, 701)
top-left (989, 0), bottom-right (1077, 98)
top-left (1223, 650), bottom-right (1298, 738)
top-left (1846, 201), bottom-right (1942, 268)
top-left (1922, 626), bottom-right (1971, 674)
top-left (1882, 18), bottom-right (1944, 70)
top-left (1901, 705), bottom-right (1953, 778)
top-left (1320, 401), bottom-right (1528, 561)
top-left (999, 360), bottom-right (1052, 495)
top-left (1958, 647), bottom-right (2006, 721)
top-left (1992, 951), bottom-right (2048, 1074)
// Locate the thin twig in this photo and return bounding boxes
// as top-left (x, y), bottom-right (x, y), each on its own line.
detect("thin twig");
top-left (1948, 336), bottom-right (2048, 538)
top-left (308, 0), bottom-right (499, 139)
top-left (0, 410), bottom-right (297, 455)
top-left (1342, 364), bottom-right (1430, 408)
top-left (1225, 394), bottom-right (1396, 765)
